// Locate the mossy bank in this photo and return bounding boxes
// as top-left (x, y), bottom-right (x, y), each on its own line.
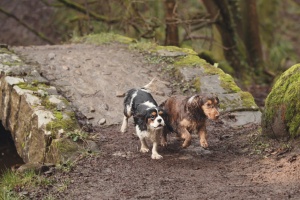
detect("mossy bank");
top-left (262, 63), bottom-right (300, 138)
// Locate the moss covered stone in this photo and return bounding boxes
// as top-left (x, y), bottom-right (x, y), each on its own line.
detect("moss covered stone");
top-left (262, 63), bottom-right (300, 138)
top-left (46, 112), bottom-right (79, 136)
top-left (72, 33), bottom-right (134, 45)
top-left (0, 48), bottom-right (12, 54)
top-left (46, 138), bottom-right (81, 164)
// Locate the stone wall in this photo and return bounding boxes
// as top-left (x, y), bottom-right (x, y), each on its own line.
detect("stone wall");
top-left (0, 47), bottom-right (80, 164)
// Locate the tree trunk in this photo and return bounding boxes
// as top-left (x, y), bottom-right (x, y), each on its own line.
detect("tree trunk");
top-left (164, 0), bottom-right (179, 46)
top-left (242, 0), bottom-right (264, 75)
top-left (202, 0), bottom-right (246, 78)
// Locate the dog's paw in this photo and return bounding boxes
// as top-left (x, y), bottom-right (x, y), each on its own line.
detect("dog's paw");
top-left (161, 141), bottom-right (168, 147)
top-left (200, 139), bottom-right (208, 148)
top-left (182, 140), bottom-right (191, 148)
top-left (140, 147), bottom-right (149, 153)
top-left (151, 153), bottom-right (163, 159)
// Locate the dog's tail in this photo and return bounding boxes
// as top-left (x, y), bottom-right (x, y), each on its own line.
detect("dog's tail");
top-left (142, 78), bottom-right (156, 92)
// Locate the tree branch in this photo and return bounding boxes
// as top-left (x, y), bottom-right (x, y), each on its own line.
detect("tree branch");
top-left (56, 0), bottom-right (120, 24)
top-left (0, 7), bottom-right (55, 44)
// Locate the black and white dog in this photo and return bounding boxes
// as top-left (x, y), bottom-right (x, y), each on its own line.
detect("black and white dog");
top-left (120, 79), bottom-right (166, 159)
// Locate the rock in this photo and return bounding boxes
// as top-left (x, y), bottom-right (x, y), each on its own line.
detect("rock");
top-left (116, 91), bottom-right (125, 97)
top-left (62, 65), bottom-right (70, 70)
top-left (85, 140), bottom-right (100, 152)
top-left (98, 118), bottom-right (106, 125)
top-left (48, 52), bottom-right (56, 60)
top-left (262, 63), bottom-right (300, 138)
top-left (46, 138), bottom-right (81, 163)
top-left (89, 106), bottom-right (96, 113)
top-left (48, 95), bottom-right (62, 104)
top-left (75, 70), bottom-right (82, 75)
top-left (16, 162), bottom-right (55, 174)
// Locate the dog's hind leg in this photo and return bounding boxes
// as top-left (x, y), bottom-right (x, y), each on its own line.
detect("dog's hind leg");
top-left (160, 127), bottom-right (168, 147)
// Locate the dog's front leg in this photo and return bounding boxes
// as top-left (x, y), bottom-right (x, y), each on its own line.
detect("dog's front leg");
top-left (181, 128), bottom-right (192, 148)
top-left (140, 138), bottom-right (149, 153)
top-left (151, 131), bottom-right (163, 159)
top-left (198, 125), bottom-right (208, 148)
top-left (151, 142), bottom-right (163, 159)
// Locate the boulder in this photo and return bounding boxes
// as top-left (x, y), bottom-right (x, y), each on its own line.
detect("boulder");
top-left (262, 63), bottom-right (300, 138)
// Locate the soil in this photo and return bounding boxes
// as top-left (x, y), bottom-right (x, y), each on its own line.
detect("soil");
top-left (19, 121), bottom-right (300, 200)
top-left (6, 44), bottom-right (300, 199)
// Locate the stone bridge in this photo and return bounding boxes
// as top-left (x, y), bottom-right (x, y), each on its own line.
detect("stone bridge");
top-left (0, 34), bottom-right (261, 166)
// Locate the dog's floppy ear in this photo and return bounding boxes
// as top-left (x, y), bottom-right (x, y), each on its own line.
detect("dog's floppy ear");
top-left (133, 109), bottom-right (149, 130)
top-left (158, 107), bottom-right (175, 133)
top-left (186, 95), bottom-right (203, 111)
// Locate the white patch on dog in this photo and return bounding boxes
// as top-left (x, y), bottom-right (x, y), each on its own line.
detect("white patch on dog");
top-left (187, 95), bottom-right (196, 104)
top-left (143, 101), bottom-right (156, 108)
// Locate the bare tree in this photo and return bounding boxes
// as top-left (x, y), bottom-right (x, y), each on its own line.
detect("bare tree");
top-left (164, 0), bottom-right (179, 46)
top-left (202, 0), bottom-right (264, 79)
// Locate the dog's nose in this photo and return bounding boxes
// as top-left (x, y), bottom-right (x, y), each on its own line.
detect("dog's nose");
top-left (157, 119), bottom-right (162, 123)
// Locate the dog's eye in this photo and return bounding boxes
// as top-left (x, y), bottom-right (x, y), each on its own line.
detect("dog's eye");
top-left (150, 115), bottom-right (156, 120)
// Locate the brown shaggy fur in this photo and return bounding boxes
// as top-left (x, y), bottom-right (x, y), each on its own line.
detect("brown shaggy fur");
top-left (160, 94), bottom-right (219, 148)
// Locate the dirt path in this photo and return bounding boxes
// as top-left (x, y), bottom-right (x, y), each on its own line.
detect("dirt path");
top-left (24, 121), bottom-right (300, 200)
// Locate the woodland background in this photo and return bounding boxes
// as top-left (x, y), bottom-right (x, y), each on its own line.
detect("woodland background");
top-left (0, 0), bottom-right (299, 88)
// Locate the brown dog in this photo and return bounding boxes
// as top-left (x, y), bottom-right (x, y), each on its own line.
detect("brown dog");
top-left (160, 94), bottom-right (219, 148)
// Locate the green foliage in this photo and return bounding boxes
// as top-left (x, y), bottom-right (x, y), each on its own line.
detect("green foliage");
top-left (258, 0), bottom-right (299, 74)
top-left (0, 169), bottom-right (51, 200)
top-left (66, 129), bottom-right (88, 142)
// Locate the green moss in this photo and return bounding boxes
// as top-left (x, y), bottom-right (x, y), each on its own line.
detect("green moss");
top-left (264, 63), bottom-right (300, 137)
top-left (53, 111), bottom-right (63, 120)
top-left (174, 55), bottom-right (207, 67)
top-left (71, 33), bottom-right (134, 45)
top-left (202, 63), bottom-right (223, 75)
top-left (17, 82), bottom-right (49, 91)
top-left (0, 48), bottom-right (12, 54)
top-left (192, 77), bottom-right (201, 92)
top-left (2, 61), bottom-right (23, 66)
top-left (41, 97), bottom-right (56, 110)
top-left (46, 111), bottom-right (79, 135)
top-left (145, 55), bottom-right (175, 64)
top-left (202, 61), bottom-right (236, 90)
top-left (155, 45), bottom-right (197, 55)
top-left (55, 139), bottom-right (78, 154)
top-left (240, 91), bottom-right (257, 108)
top-left (129, 41), bottom-right (157, 52)
top-left (219, 73), bottom-right (241, 93)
